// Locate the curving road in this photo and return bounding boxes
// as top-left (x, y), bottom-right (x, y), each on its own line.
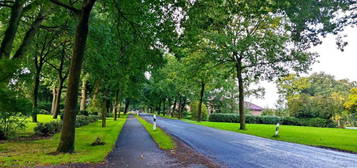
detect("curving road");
top-left (141, 114), bottom-right (357, 168)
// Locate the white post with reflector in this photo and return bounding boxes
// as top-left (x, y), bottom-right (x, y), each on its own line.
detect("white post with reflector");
top-left (153, 114), bottom-right (157, 130)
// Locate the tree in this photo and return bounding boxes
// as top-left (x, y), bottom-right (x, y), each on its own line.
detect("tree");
top-left (344, 88), bottom-right (357, 114)
top-left (30, 30), bottom-right (59, 122)
top-left (50, 0), bottom-right (97, 153)
top-left (181, 0), bottom-right (355, 129)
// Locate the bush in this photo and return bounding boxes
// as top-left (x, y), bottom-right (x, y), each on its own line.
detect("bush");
top-left (75, 115), bottom-right (99, 127)
top-left (34, 121), bottom-right (62, 136)
top-left (190, 101), bottom-right (208, 121)
top-left (78, 110), bottom-right (89, 116)
top-left (299, 118), bottom-right (337, 128)
top-left (0, 130), bottom-right (5, 140)
top-left (281, 117), bottom-right (301, 126)
top-left (208, 113), bottom-right (336, 128)
top-left (37, 102), bottom-right (52, 114)
top-left (0, 87), bottom-right (31, 139)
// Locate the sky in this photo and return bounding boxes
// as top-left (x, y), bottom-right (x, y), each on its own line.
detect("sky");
top-left (247, 26), bottom-right (357, 108)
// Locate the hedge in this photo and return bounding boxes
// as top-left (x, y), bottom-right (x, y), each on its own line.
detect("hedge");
top-left (208, 113), bottom-right (336, 128)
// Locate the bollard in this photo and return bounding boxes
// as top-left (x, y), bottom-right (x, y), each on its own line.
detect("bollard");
top-left (153, 114), bottom-right (157, 130)
top-left (274, 123), bottom-right (280, 137)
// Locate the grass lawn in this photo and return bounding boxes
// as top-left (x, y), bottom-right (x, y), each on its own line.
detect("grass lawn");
top-left (136, 116), bottom-right (176, 150)
top-left (0, 116), bottom-right (127, 168)
top-left (185, 120), bottom-right (357, 153)
top-left (18, 114), bottom-right (60, 137)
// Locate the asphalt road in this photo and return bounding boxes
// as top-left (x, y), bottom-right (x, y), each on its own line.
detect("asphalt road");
top-left (106, 115), bottom-right (180, 168)
top-left (141, 114), bottom-right (357, 168)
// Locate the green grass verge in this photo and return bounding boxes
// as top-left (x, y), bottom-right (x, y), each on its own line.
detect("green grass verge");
top-left (0, 116), bottom-right (127, 168)
top-left (184, 120), bottom-right (357, 153)
top-left (136, 116), bottom-right (176, 150)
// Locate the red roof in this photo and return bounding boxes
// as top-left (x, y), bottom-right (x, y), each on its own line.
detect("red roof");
top-left (245, 102), bottom-right (264, 111)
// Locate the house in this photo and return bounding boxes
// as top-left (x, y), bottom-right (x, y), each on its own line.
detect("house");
top-left (245, 102), bottom-right (264, 116)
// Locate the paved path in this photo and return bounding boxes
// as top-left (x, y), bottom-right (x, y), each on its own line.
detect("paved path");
top-left (106, 115), bottom-right (179, 168)
top-left (141, 114), bottom-right (357, 168)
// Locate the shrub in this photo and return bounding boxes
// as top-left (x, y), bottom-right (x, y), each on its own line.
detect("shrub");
top-left (190, 101), bottom-right (208, 121)
top-left (78, 110), bottom-right (89, 116)
top-left (281, 117), bottom-right (301, 126)
top-left (37, 102), bottom-right (52, 114)
top-left (0, 87), bottom-right (31, 139)
top-left (299, 118), bottom-right (337, 128)
top-left (208, 113), bottom-right (336, 128)
top-left (0, 130), bottom-right (5, 140)
top-left (75, 115), bottom-right (99, 127)
top-left (34, 121), bottom-right (62, 136)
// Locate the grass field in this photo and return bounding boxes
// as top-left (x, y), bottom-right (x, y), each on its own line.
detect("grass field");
top-left (185, 120), bottom-right (357, 153)
top-left (18, 114), bottom-right (60, 137)
top-left (136, 116), bottom-right (176, 150)
top-left (0, 116), bottom-right (127, 168)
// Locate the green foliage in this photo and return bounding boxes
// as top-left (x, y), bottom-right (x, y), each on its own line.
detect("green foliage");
top-left (75, 115), bottom-right (99, 128)
top-left (37, 102), bottom-right (52, 114)
top-left (209, 113), bottom-right (336, 128)
top-left (277, 73), bottom-right (356, 127)
top-left (34, 121), bottom-right (62, 136)
top-left (190, 101), bottom-right (208, 121)
top-left (0, 85), bottom-right (32, 139)
top-left (78, 110), bottom-right (89, 116)
top-left (344, 88), bottom-right (357, 114)
top-left (288, 94), bottom-right (343, 119)
top-left (262, 109), bottom-right (289, 117)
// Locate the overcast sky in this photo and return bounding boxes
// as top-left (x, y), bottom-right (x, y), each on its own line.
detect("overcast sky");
top-left (247, 26), bottom-right (357, 108)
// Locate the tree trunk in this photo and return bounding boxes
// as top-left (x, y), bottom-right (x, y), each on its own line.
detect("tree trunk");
top-left (53, 80), bottom-right (64, 119)
top-left (158, 99), bottom-right (162, 115)
top-left (0, 0), bottom-right (25, 59)
top-left (13, 8), bottom-right (46, 59)
top-left (79, 78), bottom-right (87, 111)
top-left (51, 87), bottom-right (58, 116)
top-left (198, 81), bottom-right (205, 122)
top-left (114, 90), bottom-right (119, 120)
top-left (118, 101), bottom-right (121, 118)
top-left (102, 98), bottom-right (109, 128)
top-left (57, 0), bottom-right (97, 153)
top-left (172, 97), bottom-right (177, 117)
top-left (177, 96), bottom-right (182, 119)
top-left (163, 98), bottom-right (166, 116)
top-left (32, 72), bottom-right (40, 122)
top-left (236, 61), bottom-right (245, 130)
top-left (124, 99), bottom-right (130, 114)
top-left (181, 97), bottom-right (187, 119)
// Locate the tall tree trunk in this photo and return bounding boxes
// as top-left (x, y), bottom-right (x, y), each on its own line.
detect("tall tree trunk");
top-left (181, 97), bottom-right (187, 119)
top-left (53, 80), bottom-right (64, 119)
top-left (124, 99), bottom-right (130, 114)
top-left (162, 98), bottom-right (166, 116)
top-left (172, 97), bottom-right (177, 117)
top-left (13, 8), bottom-right (46, 59)
top-left (236, 61), bottom-right (245, 130)
top-left (32, 71), bottom-right (40, 122)
top-left (114, 90), bottom-right (119, 120)
top-left (102, 98), bottom-right (109, 128)
top-left (57, 0), bottom-right (97, 153)
top-left (158, 99), bottom-right (162, 115)
top-left (177, 96), bottom-right (182, 119)
top-left (0, 0), bottom-right (25, 59)
top-left (79, 78), bottom-right (87, 111)
top-left (198, 81), bottom-right (205, 122)
top-left (51, 87), bottom-right (58, 115)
